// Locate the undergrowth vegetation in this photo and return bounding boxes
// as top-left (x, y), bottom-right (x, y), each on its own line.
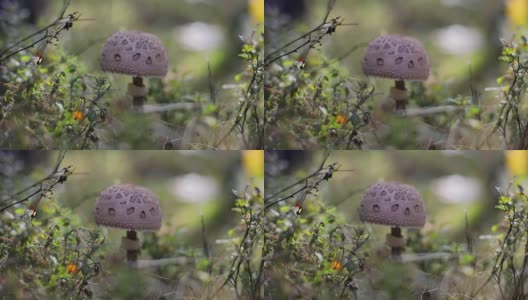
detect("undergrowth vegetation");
top-left (0, 152), bottom-right (264, 298)
top-left (0, 0), bottom-right (263, 149)
top-left (264, 0), bottom-right (528, 150)
top-left (264, 152), bottom-right (528, 299)
top-left (264, 153), bottom-right (369, 298)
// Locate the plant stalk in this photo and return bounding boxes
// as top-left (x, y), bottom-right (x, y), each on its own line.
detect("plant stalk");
top-left (392, 80), bottom-right (408, 111)
top-left (132, 76), bottom-right (146, 107)
top-left (390, 226), bottom-right (403, 259)
top-left (126, 230), bottom-right (139, 263)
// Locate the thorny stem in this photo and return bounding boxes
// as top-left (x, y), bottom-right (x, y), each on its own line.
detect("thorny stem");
top-left (265, 151), bottom-right (367, 299)
top-left (264, 0), bottom-right (351, 67)
top-left (264, 152), bottom-right (332, 210)
top-left (0, 0), bottom-right (75, 63)
top-left (487, 50), bottom-right (528, 148)
top-left (472, 191), bottom-right (528, 298)
top-left (215, 49), bottom-right (263, 149)
top-left (213, 200), bottom-right (263, 299)
top-left (513, 225), bottom-right (528, 299)
top-left (0, 151), bottom-right (69, 213)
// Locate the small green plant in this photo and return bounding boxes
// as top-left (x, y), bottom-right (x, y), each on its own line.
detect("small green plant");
top-left (215, 26), bottom-right (264, 149)
top-left (264, 1), bottom-right (369, 150)
top-left (213, 186), bottom-right (264, 299)
top-left (0, 1), bottom-right (264, 150)
top-left (491, 36), bottom-right (528, 149)
top-left (264, 153), bottom-right (368, 298)
top-left (0, 3), bottom-right (110, 149)
top-left (0, 152), bottom-right (104, 298)
top-left (0, 151), bottom-right (265, 299)
top-left (472, 183), bottom-right (528, 299)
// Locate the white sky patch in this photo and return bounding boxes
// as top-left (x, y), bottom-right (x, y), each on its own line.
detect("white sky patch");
top-left (432, 174), bottom-right (482, 204)
top-left (433, 25), bottom-right (483, 55)
top-left (169, 173), bottom-right (220, 203)
top-left (175, 22), bottom-right (225, 52)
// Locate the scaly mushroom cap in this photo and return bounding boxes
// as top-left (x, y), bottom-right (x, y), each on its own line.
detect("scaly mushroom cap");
top-left (362, 35), bottom-right (430, 81)
top-left (94, 184), bottom-right (162, 231)
top-left (358, 182), bottom-right (426, 228)
top-left (100, 31), bottom-right (168, 77)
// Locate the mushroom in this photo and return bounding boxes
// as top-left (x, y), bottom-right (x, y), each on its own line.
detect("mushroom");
top-left (100, 31), bottom-right (168, 109)
top-left (358, 182), bottom-right (426, 259)
top-left (94, 184), bottom-right (162, 263)
top-left (362, 35), bottom-right (430, 111)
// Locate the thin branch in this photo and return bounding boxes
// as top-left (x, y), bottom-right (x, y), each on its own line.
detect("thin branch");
top-left (264, 152), bottom-right (331, 210)
top-left (0, 151), bottom-right (70, 213)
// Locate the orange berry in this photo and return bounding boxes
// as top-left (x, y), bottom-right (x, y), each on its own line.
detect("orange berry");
top-left (72, 111), bottom-right (85, 121)
top-left (66, 263), bottom-right (78, 274)
top-left (336, 114), bottom-right (347, 126)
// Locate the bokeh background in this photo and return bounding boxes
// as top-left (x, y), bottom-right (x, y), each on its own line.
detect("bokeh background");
top-left (266, 150), bottom-right (518, 250)
top-left (304, 0), bottom-right (510, 86)
top-left (0, 150), bottom-right (264, 298)
top-left (323, 151), bottom-right (506, 234)
top-left (267, 150), bottom-right (527, 245)
top-left (60, 150), bottom-right (263, 241)
top-left (264, 150), bottom-right (528, 298)
top-left (264, 0), bottom-right (528, 149)
top-left (0, 0), bottom-right (264, 149)
top-left (28, 0), bottom-right (255, 90)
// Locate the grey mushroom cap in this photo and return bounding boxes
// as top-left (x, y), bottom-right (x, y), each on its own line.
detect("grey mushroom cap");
top-left (358, 182), bottom-right (426, 228)
top-left (100, 31), bottom-right (168, 77)
top-left (94, 184), bottom-right (162, 231)
top-left (362, 35), bottom-right (430, 81)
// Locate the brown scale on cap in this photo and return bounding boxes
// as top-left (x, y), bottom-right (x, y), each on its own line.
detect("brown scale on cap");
top-left (100, 31), bottom-right (168, 78)
top-left (362, 35), bottom-right (430, 81)
top-left (94, 184), bottom-right (162, 231)
top-left (358, 182), bottom-right (426, 228)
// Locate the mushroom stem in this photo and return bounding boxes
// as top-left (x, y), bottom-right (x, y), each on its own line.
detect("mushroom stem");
top-left (126, 230), bottom-right (139, 263)
top-left (131, 76), bottom-right (146, 108)
top-left (389, 226), bottom-right (404, 259)
top-left (395, 80), bottom-right (405, 90)
top-left (391, 80), bottom-right (409, 111)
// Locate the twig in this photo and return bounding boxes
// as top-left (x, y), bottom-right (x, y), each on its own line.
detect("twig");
top-left (201, 213), bottom-right (211, 274)
top-left (140, 103), bottom-right (201, 114)
top-left (265, 0), bottom-right (355, 67)
top-left (398, 106), bottom-right (466, 117)
top-left (0, 151), bottom-right (70, 213)
top-left (215, 51), bottom-right (263, 149)
top-left (0, 0), bottom-right (76, 64)
top-left (264, 151), bottom-right (332, 210)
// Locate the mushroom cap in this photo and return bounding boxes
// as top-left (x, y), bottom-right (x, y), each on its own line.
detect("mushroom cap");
top-left (100, 31), bottom-right (168, 77)
top-left (358, 182), bottom-right (426, 228)
top-left (362, 35), bottom-right (430, 81)
top-left (94, 184), bottom-right (162, 231)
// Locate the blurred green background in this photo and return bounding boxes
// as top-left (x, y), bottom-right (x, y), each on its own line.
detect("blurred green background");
top-left (0, 0), bottom-right (264, 150)
top-left (2, 150), bottom-right (263, 247)
top-left (264, 0), bottom-right (528, 149)
top-left (264, 150), bottom-right (528, 298)
top-left (325, 151), bottom-right (503, 234)
top-left (0, 150), bottom-right (264, 298)
top-left (279, 150), bottom-right (520, 240)
top-left (300, 0), bottom-right (509, 98)
top-left (39, 0), bottom-right (254, 89)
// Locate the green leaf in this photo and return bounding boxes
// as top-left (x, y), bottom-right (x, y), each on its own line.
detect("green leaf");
top-left (499, 196), bottom-right (511, 205)
top-left (203, 104), bottom-right (218, 115)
